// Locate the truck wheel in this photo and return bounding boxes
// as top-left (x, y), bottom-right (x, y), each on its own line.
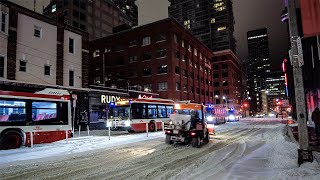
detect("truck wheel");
top-left (149, 122), bottom-right (156, 132)
top-left (165, 135), bottom-right (173, 144)
top-left (192, 136), bottom-right (201, 148)
top-left (204, 130), bottom-right (210, 143)
top-left (0, 130), bottom-right (23, 150)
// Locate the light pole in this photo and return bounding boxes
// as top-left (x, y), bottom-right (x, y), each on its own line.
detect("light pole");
top-left (287, 0), bottom-right (311, 165)
top-left (223, 96), bottom-right (227, 108)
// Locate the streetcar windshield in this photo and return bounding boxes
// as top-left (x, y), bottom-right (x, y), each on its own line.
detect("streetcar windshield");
top-left (109, 106), bottom-right (130, 119)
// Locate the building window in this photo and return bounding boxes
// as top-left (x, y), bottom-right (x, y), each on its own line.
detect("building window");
top-left (69, 70), bottom-right (74, 86)
top-left (206, 79), bottom-right (209, 85)
top-left (0, 56), bottom-right (4, 77)
top-left (128, 71), bottom-right (137, 78)
top-left (175, 51), bottom-right (180, 59)
top-left (156, 49), bottom-right (166, 58)
top-left (196, 88), bottom-right (200, 94)
top-left (217, 26), bottom-right (226, 31)
top-left (222, 64), bottom-right (228, 69)
top-left (214, 90), bottom-right (220, 95)
top-left (51, 4), bottom-right (57, 12)
top-left (183, 85), bottom-right (188, 92)
top-left (157, 32), bottom-right (166, 42)
top-left (183, 69), bottom-right (188, 78)
top-left (201, 90), bottom-right (205, 95)
top-left (142, 52), bottom-right (152, 61)
top-left (1, 13), bottom-right (7, 33)
top-left (175, 66), bottom-right (180, 74)
top-left (144, 84), bottom-right (152, 92)
top-left (174, 34), bottom-right (178, 43)
top-left (214, 82), bottom-right (219, 87)
top-left (222, 72), bottom-right (228, 77)
top-left (34, 26), bottom-right (42, 38)
top-left (210, 92), bottom-right (213, 97)
top-left (142, 36), bottom-right (151, 46)
top-left (142, 68), bottom-right (151, 76)
top-left (210, 18), bottom-right (215, 24)
top-left (206, 91), bottom-right (209, 96)
top-left (19, 60), bottom-right (27, 72)
top-left (158, 65), bottom-right (168, 74)
top-left (44, 65), bottom-right (50, 76)
top-left (188, 45), bottom-right (192, 52)
top-left (158, 82), bottom-right (168, 91)
top-left (176, 82), bottom-right (181, 91)
top-left (181, 40), bottom-right (185, 47)
top-left (184, 20), bottom-right (190, 29)
top-left (93, 50), bottom-right (100, 57)
top-left (115, 56), bottom-right (124, 66)
top-left (201, 77), bottom-right (204, 83)
top-left (69, 38), bottom-right (74, 54)
top-left (222, 81), bottom-right (228, 86)
top-left (128, 56), bottom-right (137, 63)
top-left (190, 86), bottom-right (194, 93)
top-left (129, 40), bottom-right (137, 47)
top-left (189, 72), bottom-right (194, 79)
top-left (223, 90), bottom-right (229, 95)
top-left (213, 65), bottom-right (219, 70)
top-left (194, 49), bottom-right (197, 56)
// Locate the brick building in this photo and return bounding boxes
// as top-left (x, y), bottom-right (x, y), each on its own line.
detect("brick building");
top-left (212, 50), bottom-right (244, 106)
top-left (90, 18), bottom-right (215, 104)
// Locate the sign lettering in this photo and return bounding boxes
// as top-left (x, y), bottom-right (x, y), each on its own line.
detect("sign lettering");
top-left (101, 95), bottom-right (121, 104)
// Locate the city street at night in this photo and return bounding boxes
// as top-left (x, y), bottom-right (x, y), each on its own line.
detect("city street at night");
top-left (1, 118), bottom-right (319, 180)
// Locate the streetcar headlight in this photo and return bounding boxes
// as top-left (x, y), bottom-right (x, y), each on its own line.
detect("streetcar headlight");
top-left (207, 116), bottom-right (214, 122)
top-left (229, 115), bottom-right (235, 120)
top-left (125, 120), bottom-right (131, 127)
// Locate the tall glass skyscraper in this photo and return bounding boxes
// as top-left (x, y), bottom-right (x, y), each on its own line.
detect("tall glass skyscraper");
top-left (168, 0), bottom-right (236, 53)
top-left (247, 28), bottom-right (271, 112)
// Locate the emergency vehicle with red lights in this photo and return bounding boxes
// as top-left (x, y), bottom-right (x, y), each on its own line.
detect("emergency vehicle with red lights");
top-left (107, 98), bottom-right (174, 132)
top-left (0, 88), bottom-right (72, 150)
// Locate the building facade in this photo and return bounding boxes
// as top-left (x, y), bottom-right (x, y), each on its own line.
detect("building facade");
top-left (8, 0), bottom-right (51, 14)
top-left (168, 0), bottom-right (236, 53)
top-left (43, 0), bottom-right (138, 40)
top-left (212, 50), bottom-right (244, 106)
top-left (90, 18), bottom-right (215, 104)
top-left (265, 71), bottom-right (286, 112)
top-left (247, 28), bottom-right (271, 112)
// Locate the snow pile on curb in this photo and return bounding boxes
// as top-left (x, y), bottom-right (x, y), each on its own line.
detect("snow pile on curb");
top-left (0, 132), bottom-right (164, 165)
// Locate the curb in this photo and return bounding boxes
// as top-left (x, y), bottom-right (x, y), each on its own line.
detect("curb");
top-left (284, 125), bottom-right (298, 144)
top-left (284, 125), bottom-right (320, 165)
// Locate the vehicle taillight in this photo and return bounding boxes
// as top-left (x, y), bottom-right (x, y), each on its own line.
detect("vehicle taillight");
top-left (190, 132), bottom-right (196, 136)
top-left (165, 130), bottom-right (171, 134)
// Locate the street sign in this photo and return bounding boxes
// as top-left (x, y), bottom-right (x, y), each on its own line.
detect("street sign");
top-left (297, 37), bottom-right (304, 67)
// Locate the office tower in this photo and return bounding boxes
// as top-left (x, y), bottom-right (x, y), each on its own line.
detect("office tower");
top-left (247, 28), bottom-right (271, 112)
top-left (168, 0), bottom-right (236, 53)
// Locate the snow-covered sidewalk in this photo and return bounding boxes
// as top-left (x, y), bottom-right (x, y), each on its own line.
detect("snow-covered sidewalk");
top-left (0, 131), bottom-right (163, 165)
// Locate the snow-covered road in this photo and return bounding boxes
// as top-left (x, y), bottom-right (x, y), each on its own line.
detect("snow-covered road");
top-left (0, 118), bottom-right (319, 180)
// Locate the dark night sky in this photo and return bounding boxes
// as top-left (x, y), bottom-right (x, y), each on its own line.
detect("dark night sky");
top-left (233, 0), bottom-right (289, 71)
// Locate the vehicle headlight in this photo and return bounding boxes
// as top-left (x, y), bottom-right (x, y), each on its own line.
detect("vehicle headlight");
top-left (229, 115), bottom-right (235, 120)
top-left (207, 116), bottom-right (214, 121)
top-left (125, 120), bottom-right (131, 127)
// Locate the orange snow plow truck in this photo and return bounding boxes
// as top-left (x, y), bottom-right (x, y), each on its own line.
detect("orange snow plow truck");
top-left (164, 101), bottom-right (213, 148)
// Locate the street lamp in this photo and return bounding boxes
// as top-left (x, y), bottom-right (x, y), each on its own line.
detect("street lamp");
top-left (223, 96), bottom-right (227, 108)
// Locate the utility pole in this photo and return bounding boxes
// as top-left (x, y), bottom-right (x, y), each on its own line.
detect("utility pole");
top-left (287, 0), bottom-right (312, 165)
